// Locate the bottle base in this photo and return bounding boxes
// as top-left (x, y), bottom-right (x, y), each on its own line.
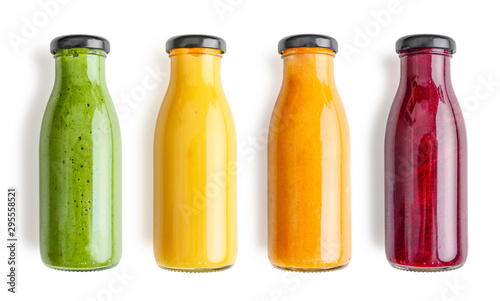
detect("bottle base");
top-left (271, 263), bottom-right (349, 273)
top-left (389, 262), bottom-right (464, 272)
top-left (157, 264), bottom-right (233, 273)
top-left (44, 262), bottom-right (119, 272)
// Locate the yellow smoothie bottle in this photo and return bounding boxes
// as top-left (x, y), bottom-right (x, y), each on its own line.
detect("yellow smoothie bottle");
top-left (154, 35), bottom-right (237, 272)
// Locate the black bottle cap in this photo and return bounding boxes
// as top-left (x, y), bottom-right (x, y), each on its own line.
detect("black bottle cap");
top-left (278, 34), bottom-right (338, 54)
top-left (396, 34), bottom-right (456, 54)
top-left (50, 34), bottom-right (110, 54)
top-left (166, 35), bottom-right (226, 53)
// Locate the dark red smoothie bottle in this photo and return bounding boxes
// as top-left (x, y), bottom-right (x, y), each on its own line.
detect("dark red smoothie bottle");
top-left (385, 34), bottom-right (467, 272)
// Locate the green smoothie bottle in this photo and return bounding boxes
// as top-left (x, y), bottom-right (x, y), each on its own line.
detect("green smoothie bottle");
top-left (40, 35), bottom-right (122, 271)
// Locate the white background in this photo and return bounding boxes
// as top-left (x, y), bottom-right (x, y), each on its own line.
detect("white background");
top-left (0, 0), bottom-right (498, 300)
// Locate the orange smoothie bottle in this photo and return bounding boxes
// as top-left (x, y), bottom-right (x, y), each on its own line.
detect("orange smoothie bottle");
top-left (268, 34), bottom-right (351, 271)
top-left (154, 35), bottom-right (237, 272)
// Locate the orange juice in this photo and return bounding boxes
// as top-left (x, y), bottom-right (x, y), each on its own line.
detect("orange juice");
top-left (154, 35), bottom-right (236, 272)
top-left (268, 35), bottom-right (351, 271)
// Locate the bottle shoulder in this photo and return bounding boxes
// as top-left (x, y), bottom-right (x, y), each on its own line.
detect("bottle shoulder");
top-left (391, 83), bottom-right (461, 112)
top-left (160, 84), bottom-right (231, 112)
top-left (386, 86), bottom-right (466, 140)
top-left (155, 85), bottom-right (235, 132)
top-left (274, 84), bottom-right (346, 118)
top-left (43, 87), bottom-right (119, 129)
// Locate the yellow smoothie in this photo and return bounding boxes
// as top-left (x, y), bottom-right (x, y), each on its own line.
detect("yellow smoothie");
top-left (154, 46), bottom-right (237, 271)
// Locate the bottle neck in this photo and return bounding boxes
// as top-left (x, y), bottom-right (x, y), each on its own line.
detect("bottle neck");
top-left (54, 48), bottom-right (108, 86)
top-left (168, 48), bottom-right (223, 87)
top-left (281, 47), bottom-right (336, 85)
top-left (399, 48), bottom-right (452, 88)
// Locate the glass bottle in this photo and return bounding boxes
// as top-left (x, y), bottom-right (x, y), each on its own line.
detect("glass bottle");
top-left (40, 35), bottom-right (122, 271)
top-left (154, 35), bottom-right (237, 272)
top-left (385, 34), bottom-right (467, 272)
top-left (268, 34), bottom-right (351, 271)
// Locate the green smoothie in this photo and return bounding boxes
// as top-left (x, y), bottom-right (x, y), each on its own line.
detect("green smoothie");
top-left (40, 43), bottom-right (121, 271)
